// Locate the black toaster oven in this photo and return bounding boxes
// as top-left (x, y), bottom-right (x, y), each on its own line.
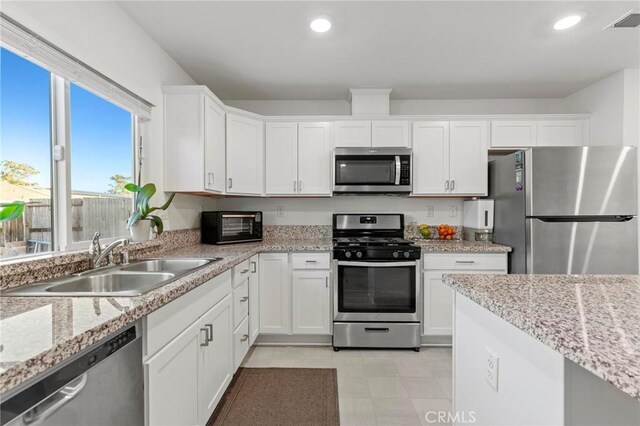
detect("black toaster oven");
top-left (201, 211), bottom-right (263, 244)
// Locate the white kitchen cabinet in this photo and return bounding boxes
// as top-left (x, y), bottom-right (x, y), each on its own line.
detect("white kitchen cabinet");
top-left (412, 121), bottom-right (488, 196)
top-left (490, 120), bottom-right (537, 148)
top-left (197, 296), bottom-right (233, 425)
top-left (372, 120), bottom-right (410, 147)
top-left (537, 120), bottom-right (583, 146)
top-left (265, 122), bottom-right (332, 196)
top-left (146, 319), bottom-right (200, 426)
top-left (248, 255), bottom-right (260, 345)
top-left (334, 121), bottom-right (371, 147)
top-left (233, 316), bottom-right (250, 370)
top-left (449, 121), bottom-right (489, 195)
top-left (164, 86), bottom-right (226, 194)
top-left (259, 253), bottom-right (291, 334)
top-left (298, 122), bottom-right (333, 195)
top-left (226, 113), bottom-right (264, 195)
top-left (292, 269), bottom-right (331, 335)
top-left (422, 253), bottom-right (507, 338)
top-left (265, 122), bottom-right (298, 195)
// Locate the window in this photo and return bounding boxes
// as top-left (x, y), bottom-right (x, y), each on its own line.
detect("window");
top-left (1, 48), bottom-right (54, 258)
top-left (0, 47), bottom-right (136, 260)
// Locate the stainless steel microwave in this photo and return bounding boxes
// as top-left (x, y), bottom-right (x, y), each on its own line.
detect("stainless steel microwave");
top-left (333, 147), bottom-right (412, 194)
top-left (201, 211), bottom-right (262, 244)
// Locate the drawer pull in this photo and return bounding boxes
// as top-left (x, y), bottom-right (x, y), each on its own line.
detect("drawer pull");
top-left (455, 260), bottom-right (476, 264)
top-left (200, 328), bottom-right (209, 346)
top-left (240, 334), bottom-right (249, 342)
top-left (240, 268), bottom-right (250, 274)
top-left (364, 327), bottom-right (390, 333)
top-left (250, 261), bottom-right (257, 273)
top-left (305, 260), bottom-right (318, 263)
top-left (240, 296), bottom-right (249, 302)
top-left (204, 324), bottom-right (213, 342)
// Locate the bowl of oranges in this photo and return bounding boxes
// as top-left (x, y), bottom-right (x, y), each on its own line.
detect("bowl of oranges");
top-left (437, 224), bottom-right (456, 240)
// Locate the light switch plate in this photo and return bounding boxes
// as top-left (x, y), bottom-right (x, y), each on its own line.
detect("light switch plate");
top-left (276, 205), bottom-right (285, 217)
top-left (448, 205), bottom-right (458, 217)
top-left (426, 206), bottom-right (435, 217)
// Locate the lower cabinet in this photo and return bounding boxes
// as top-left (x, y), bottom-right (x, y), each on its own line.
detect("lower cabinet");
top-left (259, 253), bottom-right (291, 334)
top-left (233, 316), bottom-right (250, 369)
top-left (292, 269), bottom-right (331, 334)
top-left (423, 253), bottom-right (508, 338)
top-left (248, 255), bottom-right (260, 345)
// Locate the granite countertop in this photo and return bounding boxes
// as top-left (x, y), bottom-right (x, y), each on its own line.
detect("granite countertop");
top-left (0, 237), bottom-right (509, 396)
top-left (443, 274), bottom-right (640, 400)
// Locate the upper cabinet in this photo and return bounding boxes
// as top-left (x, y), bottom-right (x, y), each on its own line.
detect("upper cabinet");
top-left (226, 113), bottom-right (264, 195)
top-left (335, 120), bottom-right (409, 147)
top-left (265, 122), bottom-right (333, 196)
top-left (164, 86), bottom-right (226, 194)
top-left (412, 121), bottom-right (488, 196)
top-left (490, 118), bottom-right (587, 149)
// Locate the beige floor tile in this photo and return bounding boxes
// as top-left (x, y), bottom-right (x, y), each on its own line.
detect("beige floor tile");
top-left (436, 377), bottom-right (452, 399)
top-left (367, 377), bottom-right (409, 398)
top-left (372, 398), bottom-right (422, 425)
top-left (393, 358), bottom-right (435, 378)
top-left (410, 399), bottom-right (452, 426)
top-left (362, 359), bottom-right (400, 377)
top-left (401, 377), bottom-right (449, 399)
top-left (426, 360), bottom-right (452, 379)
top-left (339, 398), bottom-right (378, 426)
top-left (338, 376), bottom-right (372, 398)
top-left (335, 358), bottom-right (367, 378)
top-left (332, 348), bottom-right (363, 358)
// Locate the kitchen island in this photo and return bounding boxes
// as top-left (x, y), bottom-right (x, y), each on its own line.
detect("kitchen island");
top-left (444, 274), bottom-right (640, 426)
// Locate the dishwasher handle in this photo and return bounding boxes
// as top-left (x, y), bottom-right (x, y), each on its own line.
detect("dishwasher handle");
top-left (22, 374), bottom-right (88, 425)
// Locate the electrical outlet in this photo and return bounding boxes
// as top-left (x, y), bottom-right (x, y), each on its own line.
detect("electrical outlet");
top-left (448, 205), bottom-right (458, 217)
top-left (426, 205), bottom-right (435, 217)
top-left (276, 205), bottom-right (285, 217)
top-left (485, 347), bottom-right (499, 391)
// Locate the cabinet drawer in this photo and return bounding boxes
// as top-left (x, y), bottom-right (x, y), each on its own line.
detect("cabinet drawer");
top-left (233, 260), bottom-right (251, 287)
top-left (233, 278), bottom-right (249, 328)
top-left (233, 316), bottom-right (250, 370)
top-left (291, 253), bottom-right (330, 270)
top-left (145, 270), bottom-right (232, 358)
top-left (423, 253), bottom-right (507, 271)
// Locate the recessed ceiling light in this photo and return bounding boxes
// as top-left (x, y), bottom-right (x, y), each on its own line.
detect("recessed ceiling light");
top-left (554, 15), bottom-right (582, 30)
top-left (310, 18), bottom-right (332, 33)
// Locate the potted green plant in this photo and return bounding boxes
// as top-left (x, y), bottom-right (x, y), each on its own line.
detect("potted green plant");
top-left (125, 183), bottom-right (175, 242)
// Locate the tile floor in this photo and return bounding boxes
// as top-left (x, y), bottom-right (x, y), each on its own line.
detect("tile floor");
top-left (241, 345), bottom-right (453, 425)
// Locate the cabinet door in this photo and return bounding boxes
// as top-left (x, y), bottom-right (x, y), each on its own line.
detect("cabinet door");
top-left (537, 120), bottom-right (583, 146)
top-left (298, 122), bottom-right (333, 195)
top-left (198, 295), bottom-right (233, 426)
top-left (146, 320), bottom-right (200, 426)
top-left (423, 270), bottom-right (455, 336)
top-left (490, 120), bottom-right (537, 148)
top-left (233, 316), bottom-right (250, 370)
top-left (412, 122), bottom-right (450, 194)
top-left (226, 114), bottom-right (264, 195)
top-left (334, 121), bottom-right (371, 147)
top-left (233, 277), bottom-right (249, 329)
top-left (204, 96), bottom-right (226, 193)
top-left (259, 253), bottom-right (291, 334)
top-left (292, 270), bottom-right (330, 334)
top-left (265, 122), bottom-right (298, 195)
top-left (372, 120), bottom-right (410, 147)
top-left (449, 121), bottom-right (488, 195)
top-left (248, 256), bottom-right (260, 345)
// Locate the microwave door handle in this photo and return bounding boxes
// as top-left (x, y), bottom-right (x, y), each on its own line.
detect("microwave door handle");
top-left (395, 155), bottom-right (401, 185)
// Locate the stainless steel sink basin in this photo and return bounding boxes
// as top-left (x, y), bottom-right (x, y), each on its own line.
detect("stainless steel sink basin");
top-left (119, 259), bottom-right (212, 273)
top-left (44, 272), bottom-right (175, 296)
top-left (3, 257), bottom-right (222, 297)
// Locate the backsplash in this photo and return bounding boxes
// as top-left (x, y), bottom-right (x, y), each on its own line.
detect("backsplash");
top-left (263, 225), bottom-right (332, 240)
top-left (404, 225), bottom-right (464, 241)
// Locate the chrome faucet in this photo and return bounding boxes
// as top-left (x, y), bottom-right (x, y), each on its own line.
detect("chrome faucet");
top-left (89, 232), bottom-right (130, 268)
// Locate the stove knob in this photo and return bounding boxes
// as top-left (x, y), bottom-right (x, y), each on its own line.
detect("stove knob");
top-left (345, 252), bottom-right (352, 258)
top-left (356, 251), bottom-right (363, 259)
top-left (392, 251), bottom-right (399, 258)
top-left (403, 251), bottom-right (410, 258)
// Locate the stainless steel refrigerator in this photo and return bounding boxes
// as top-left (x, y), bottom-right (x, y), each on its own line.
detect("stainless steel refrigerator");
top-left (489, 147), bottom-right (638, 274)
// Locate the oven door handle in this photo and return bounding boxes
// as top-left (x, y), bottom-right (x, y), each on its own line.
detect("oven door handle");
top-left (337, 261), bottom-right (417, 267)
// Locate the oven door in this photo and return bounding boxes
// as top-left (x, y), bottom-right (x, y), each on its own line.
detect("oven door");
top-left (219, 214), bottom-right (259, 243)
top-left (334, 260), bottom-right (420, 322)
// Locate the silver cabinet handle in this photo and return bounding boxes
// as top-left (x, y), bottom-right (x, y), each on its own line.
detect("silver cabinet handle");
top-left (211, 173), bottom-right (214, 185)
top-left (241, 268), bottom-right (250, 274)
top-left (205, 324), bottom-right (213, 342)
top-left (228, 177), bottom-right (232, 189)
top-left (455, 260), bottom-right (475, 264)
top-left (293, 180), bottom-right (297, 193)
top-left (240, 296), bottom-right (249, 302)
top-left (305, 260), bottom-right (318, 263)
top-left (451, 180), bottom-right (455, 190)
top-left (200, 328), bottom-right (209, 346)
top-left (240, 334), bottom-right (249, 342)
top-left (250, 261), bottom-right (257, 273)
top-left (445, 180), bottom-right (449, 191)
top-left (299, 180), bottom-right (303, 191)
top-left (325, 277), bottom-right (328, 288)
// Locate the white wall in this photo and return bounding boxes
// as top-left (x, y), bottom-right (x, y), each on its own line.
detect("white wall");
top-left (623, 68), bottom-right (640, 148)
top-left (2, 1), bottom-right (216, 230)
top-left (216, 197), bottom-right (464, 226)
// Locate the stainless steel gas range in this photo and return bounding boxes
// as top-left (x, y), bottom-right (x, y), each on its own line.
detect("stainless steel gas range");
top-left (332, 213), bottom-right (421, 351)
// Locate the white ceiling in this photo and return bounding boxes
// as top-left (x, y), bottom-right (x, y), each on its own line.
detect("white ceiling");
top-left (118, 1), bottom-right (640, 100)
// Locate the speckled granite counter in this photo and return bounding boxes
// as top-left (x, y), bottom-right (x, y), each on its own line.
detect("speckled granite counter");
top-left (413, 239), bottom-right (511, 253)
top-left (443, 274), bottom-right (640, 400)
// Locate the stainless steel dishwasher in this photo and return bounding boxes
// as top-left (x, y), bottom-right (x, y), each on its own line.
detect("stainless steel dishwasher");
top-left (1, 322), bottom-right (143, 426)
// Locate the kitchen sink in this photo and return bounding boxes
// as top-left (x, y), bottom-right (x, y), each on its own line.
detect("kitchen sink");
top-left (3, 257), bottom-right (222, 297)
